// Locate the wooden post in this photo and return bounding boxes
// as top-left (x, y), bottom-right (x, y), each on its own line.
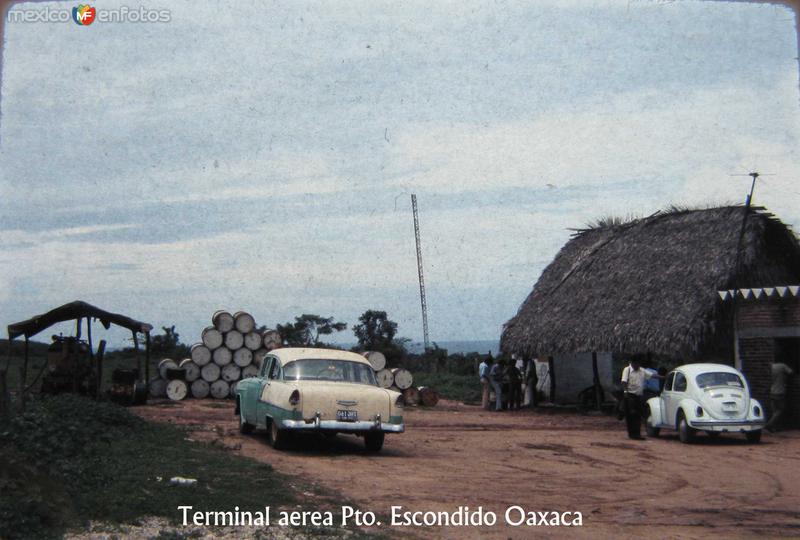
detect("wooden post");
top-left (0, 370), bottom-right (8, 419)
top-left (592, 351), bottom-right (602, 410)
top-left (20, 337), bottom-right (29, 411)
top-left (548, 355), bottom-right (556, 403)
top-left (526, 355), bottom-right (539, 408)
top-left (132, 331), bottom-right (141, 379)
top-left (145, 331), bottom-right (151, 383)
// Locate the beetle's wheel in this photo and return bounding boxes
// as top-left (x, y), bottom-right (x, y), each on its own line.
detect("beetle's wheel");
top-left (745, 430), bottom-right (762, 444)
top-left (645, 407), bottom-right (660, 438)
top-left (678, 412), bottom-right (695, 444)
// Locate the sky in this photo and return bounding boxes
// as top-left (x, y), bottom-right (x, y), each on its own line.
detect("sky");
top-left (1, 0), bottom-right (799, 349)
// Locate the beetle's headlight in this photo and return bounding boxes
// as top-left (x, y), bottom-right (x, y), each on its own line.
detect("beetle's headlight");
top-left (754, 406), bottom-right (761, 417)
top-left (395, 394), bottom-right (405, 408)
top-left (696, 406), bottom-right (704, 417)
top-left (289, 389), bottom-right (300, 406)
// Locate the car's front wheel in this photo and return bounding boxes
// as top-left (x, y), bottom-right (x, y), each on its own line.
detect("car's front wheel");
top-left (364, 432), bottom-right (385, 453)
top-left (745, 430), bottom-right (762, 444)
top-left (645, 406), bottom-right (660, 438)
top-left (678, 412), bottom-right (695, 444)
top-left (268, 418), bottom-right (289, 450)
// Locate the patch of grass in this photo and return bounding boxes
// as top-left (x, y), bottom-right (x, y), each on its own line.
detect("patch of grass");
top-left (413, 373), bottom-right (481, 404)
top-left (0, 395), bottom-right (302, 539)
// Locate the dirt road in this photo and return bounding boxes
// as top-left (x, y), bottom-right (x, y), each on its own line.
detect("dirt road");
top-left (136, 400), bottom-right (800, 539)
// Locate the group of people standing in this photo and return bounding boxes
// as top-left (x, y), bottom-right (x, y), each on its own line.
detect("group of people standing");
top-left (478, 354), bottom-right (531, 411)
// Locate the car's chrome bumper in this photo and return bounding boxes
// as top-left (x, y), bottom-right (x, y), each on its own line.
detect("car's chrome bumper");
top-left (281, 418), bottom-right (405, 433)
top-left (690, 419), bottom-right (764, 431)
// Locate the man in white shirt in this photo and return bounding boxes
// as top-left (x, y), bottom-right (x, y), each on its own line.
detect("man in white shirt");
top-left (621, 356), bottom-right (655, 440)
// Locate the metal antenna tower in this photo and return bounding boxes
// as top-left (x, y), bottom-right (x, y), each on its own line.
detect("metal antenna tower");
top-left (730, 171), bottom-right (773, 282)
top-left (411, 194), bottom-right (431, 351)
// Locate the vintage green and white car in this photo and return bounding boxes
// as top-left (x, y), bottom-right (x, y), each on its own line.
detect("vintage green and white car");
top-left (235, 347), bottom-right (404, 452)
top-left (645, 363), bottom-right (765, 443)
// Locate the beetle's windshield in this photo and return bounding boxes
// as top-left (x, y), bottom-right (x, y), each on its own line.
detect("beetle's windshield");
top-left (283, 359), bottom-right (378, 385)
top-left (696, 372), bottom-right (744, 389)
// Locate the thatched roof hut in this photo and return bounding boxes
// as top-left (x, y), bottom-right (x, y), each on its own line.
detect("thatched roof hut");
top-left (500, 206), bottom-right (800, 359)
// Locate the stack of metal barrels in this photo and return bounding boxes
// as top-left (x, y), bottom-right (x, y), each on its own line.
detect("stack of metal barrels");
top-left (148, 310), bottom-right (281, 401)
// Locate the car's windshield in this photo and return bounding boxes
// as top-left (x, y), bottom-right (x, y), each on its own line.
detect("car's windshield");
top-left (283, 359), bottom-right (378, 385)
top-left (696, 372), bottom-right (744, 389)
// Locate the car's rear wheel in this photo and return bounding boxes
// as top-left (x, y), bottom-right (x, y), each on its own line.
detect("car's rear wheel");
top-left (745, 430), bottom-right (762, 444)
top-left (678, 412), bottom-right (695, 444)
top-left (238, 400), bottom-right (254, 434)
top-left (268, 418), bottom-right (289, 450)
top-left (645, 406), bottom-right (660, 438)
top-left (364, 432), bottom-right (385, 453)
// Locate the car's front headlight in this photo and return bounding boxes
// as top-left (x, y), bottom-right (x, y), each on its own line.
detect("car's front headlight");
top-left (753, 405), bottom-right (761, 417)
top-left (394, 393), bottom-right (405, 409)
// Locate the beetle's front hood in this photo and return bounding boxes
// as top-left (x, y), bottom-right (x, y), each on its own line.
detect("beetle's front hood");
top-left (290, 381), bottom-right (394, 420)
top-left (699, 386), bottom-right (749, 420)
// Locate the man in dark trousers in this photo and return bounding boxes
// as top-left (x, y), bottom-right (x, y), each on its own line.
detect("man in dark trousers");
top-left (621, 355), bottom-right (656, 440)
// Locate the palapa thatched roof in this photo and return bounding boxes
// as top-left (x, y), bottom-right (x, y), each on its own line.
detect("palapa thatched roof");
top-left (500, 206), bottom-right (800, 358)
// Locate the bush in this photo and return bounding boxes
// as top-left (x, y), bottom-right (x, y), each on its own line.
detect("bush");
top-left (0, 395), bottom-right (297, 539)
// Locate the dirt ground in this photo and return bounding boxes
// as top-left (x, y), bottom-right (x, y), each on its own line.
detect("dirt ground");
top-left (136, 399), bottom-right (800, 539)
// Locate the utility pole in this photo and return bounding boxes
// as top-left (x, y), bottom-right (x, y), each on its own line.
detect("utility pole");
top-left (411, 194), bottom-right (431, 351)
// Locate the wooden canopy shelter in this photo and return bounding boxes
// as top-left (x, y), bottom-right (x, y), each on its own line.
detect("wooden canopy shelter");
top-left (4, 301), bottom-right (153, 404)
top-left (501, 206), bottom-right (800, 360)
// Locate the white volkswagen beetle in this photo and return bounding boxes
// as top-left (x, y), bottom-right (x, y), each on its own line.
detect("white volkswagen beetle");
top-left (645, 363), bottom-right (765, 443)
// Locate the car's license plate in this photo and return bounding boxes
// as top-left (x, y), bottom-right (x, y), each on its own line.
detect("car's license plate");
top-left (337, 410), bottom-right (358, 422)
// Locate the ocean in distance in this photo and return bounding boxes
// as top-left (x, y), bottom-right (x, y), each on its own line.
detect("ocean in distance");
top-left (405, 340), bottom-right (500, 356)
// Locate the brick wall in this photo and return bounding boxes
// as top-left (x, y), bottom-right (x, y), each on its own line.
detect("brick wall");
top-left (736, 297), bottom-right (800, 427)
top-left (738, 338), bottom-right (773, 409)
top-left (737, 298), bottom-right (800, 328)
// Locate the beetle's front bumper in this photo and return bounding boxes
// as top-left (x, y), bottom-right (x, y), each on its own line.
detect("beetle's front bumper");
top-left (689, 419), bottom-right (764, 432)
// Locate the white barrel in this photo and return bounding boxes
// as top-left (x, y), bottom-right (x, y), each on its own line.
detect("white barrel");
top-left (221, 363), bottom-right (241, 383)
top-left (191, 379), bottom-right (210, 399)
top-left (391, 368), bottom-right (414, 390)
top-left (233, 348), bottom-right (253, 367)
top-left (262, 329), bottom-right (281, 350)
top-left (201, 326), bottom-right (223, 349)
top-left (224, 330), bottom-right (244, 350)
top-left (363, 351), bottom-right (386, 371)
top-left (166, 379), bottom-right (189, 401)
top-left (375, 368), bottom-right (394, 388)
top-left (253, 349), bottom-right (268, 366)
top-left (244, 331), bottom-right (262, 351)
top-left (229, 381), bottom-right (239, 398)
top-left (201, 362), bottom-right (221, 382)
top-left (212, 346), bottom-right (232, 366)
top-left (149, 377), bottom-right (167, 398)
top-left (234, 311), bottom-right (255, 334)
top-left (212, 310), bottom-right (235, 333)
top-left (179, 359), bottom-right (200, 382)
top-left (210, 379), bottom-right (230, 399)
top-left (158, 358), bottom-right (178, 380)
top-left (190, 343), bottom-right (212, 366)
top-left (242, 365), bottom-right (259, 379)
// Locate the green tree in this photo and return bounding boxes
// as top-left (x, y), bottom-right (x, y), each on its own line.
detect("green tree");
top-left (353, 310), bottom-right (398, 350)
top-left (276, 315), bottom-right (347, 346)
top-left (143, 325), bottom-right (190, 359)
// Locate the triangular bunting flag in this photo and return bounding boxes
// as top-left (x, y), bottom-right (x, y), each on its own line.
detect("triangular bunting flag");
top-left (753, 289), bottom-right (764, 300)
top-left (764, 287), bottom-right (775, 297)
top-left (718, 291), bottom-right (729, 301)
top-left (776, 286), bottom-right (788, 298)
top-left (789, 285), bottom-right (799, 297)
